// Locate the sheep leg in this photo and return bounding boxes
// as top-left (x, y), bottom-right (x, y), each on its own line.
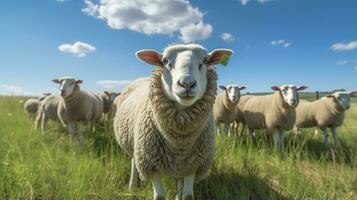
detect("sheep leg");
top-left (150, 173), bottom-right (166, 200)
top-left (176, 179), bottom-right (183, 200)
top-left (321, 128), bottom-right (330, 147)
top-left (273, 132), bottom-right (279, 150)
top-left (41, 115), bottom-right (48, 135)
top-left (224, 124), bottom-right (230, 136)
top-left (331, 127), bottom-right (339, 147)
top-left (68, 122), bottom-right (76, 144)
top-left (279, 130), bottom-right (285, 152)
top-left (182, 175), bottom-right (195, 200)
top-left (129, 158), bottom-right (139, 189)
top-left (34, 111), bottom-right (42, 131)
top-left (78, 121), bottom-right (85, 147)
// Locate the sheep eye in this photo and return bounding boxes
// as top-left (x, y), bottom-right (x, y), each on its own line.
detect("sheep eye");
top-left (203, 56), bottom-right (209, 64)
top-left (162, 58), bottom-right (169, 65)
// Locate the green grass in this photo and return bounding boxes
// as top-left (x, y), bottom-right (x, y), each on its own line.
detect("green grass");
top-left (1, 95), bottom-right (357, 200)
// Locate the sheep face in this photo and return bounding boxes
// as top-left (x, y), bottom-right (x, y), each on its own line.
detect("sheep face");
top-left (136, 44), bottom-right (233, 107)
top-left (104, 91), bottom-right (120, 103)
top-left (219, 85), bottom-right (247, 103)
top-left (272, 84), bottom-right (308, 107)
top-left (328, 92), bottom-right (354, 110)
top-left (52, 77), bottom-right (83, 98)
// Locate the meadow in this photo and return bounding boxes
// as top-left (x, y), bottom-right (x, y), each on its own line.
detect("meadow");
top-left (0, 94), bottom-right (357, 200)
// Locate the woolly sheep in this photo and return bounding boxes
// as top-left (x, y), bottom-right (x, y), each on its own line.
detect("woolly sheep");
top-left (35, 93), bottom-right (61, 134)
top-left (213, 84), bottom-right (247, 136)
top-left (114, 44), bottom-right (233, 200)
top-left (242, 84), bottom-right (307, 151)
top-left (24, 93), bottom-right (51, 116)
top-left (52, 77), bottom-right (104, 146)
top-left (295, 91), bottom-right (357, 146)
top-left (97, 91), bottom-right (121, 122)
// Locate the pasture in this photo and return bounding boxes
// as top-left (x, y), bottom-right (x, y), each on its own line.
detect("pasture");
top-left (0, 94), bottom-right (357, 200)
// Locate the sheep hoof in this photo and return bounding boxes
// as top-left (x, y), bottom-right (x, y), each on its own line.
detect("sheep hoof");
top-left (183, 194), bottom-right (194, 200)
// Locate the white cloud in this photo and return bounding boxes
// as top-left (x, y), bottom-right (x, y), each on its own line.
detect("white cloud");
top-left (257, 0), bottom-right (275, 3)
top-left (0, 84), bottom-right (38, 96)
top-left (240, 0), bottom-right (274, 5)
top-left (96, 80), bottom-right (132, 90)
top-left (271, 39), bottom-right (290, 48)
top-left (179, 22), bottom-right (212, 43)
top-left (221, 33), bottom-right (236, 42)
top-left (81, 0), bottom-right (98, 16)
top-left (82, 0), bottom-right (212, 42)
top-left (330, 41), bottom-right (357, 51)
top-left (58, 41), bottom-right (96, 58)
top-left (336, 59), bottom-right (349, 65)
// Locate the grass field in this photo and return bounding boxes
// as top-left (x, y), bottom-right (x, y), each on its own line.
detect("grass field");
top-left (0, 95), bottom-right (357, 200)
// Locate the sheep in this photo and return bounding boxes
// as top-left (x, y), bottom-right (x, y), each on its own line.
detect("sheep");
top-left (294, 91), bottom-right (357, 147)
top-left (24, 93), bottom-right (51, 117)
top-left (113, 44), bottom-right (233, 200)
top-left (97, 91), bottom-right (121, 122)
top-left (52, 77), bottom-right (104, 146)
top-left (242, 85), bottom-right (308, 152)
top-left (213, 84), bottom-right (247, 136)
top-left (35, 94), bottom-right (61, 134)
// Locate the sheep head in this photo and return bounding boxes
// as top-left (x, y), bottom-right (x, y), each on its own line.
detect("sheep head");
top-left (271, 84), bottom-right (308, 107)
top-left (136, 44), bottom-right (233, 107)
top-left (52, 77), bottom-right (82, 98)
top-left (219, 84), bottom-right (247, 103)
top-left (326, 91), bottom-right (356, 110)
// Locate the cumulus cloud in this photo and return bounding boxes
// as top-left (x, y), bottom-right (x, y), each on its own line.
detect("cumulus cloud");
top-left (240, 0), bottom-right (274, 5)
top-left (271, 39), bottom-right (290, 48)
top-left (81, 0), bottom-right (98, 16)
top-left (58, 41), bottom-right (96, 58)
top-left (221, 33), bottom-right (236, 42)
top-left (336, 59), bottom-right (349, 65)
top-left (96, 80), bottom-right (132, 90)
top-left (82, 0), bottom-right (212, 42)
top-left (179, 22), bottom-right (212, 43)
top-left (330, 41), bottom-right (357, 51)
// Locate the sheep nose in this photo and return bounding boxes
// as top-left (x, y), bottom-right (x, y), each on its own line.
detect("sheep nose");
top-left (178, 78), bottom-right (196, 91)
top-left (60, 90), bottom-right (66, 96)
top-left (291, 99), bottom-right (296, 105)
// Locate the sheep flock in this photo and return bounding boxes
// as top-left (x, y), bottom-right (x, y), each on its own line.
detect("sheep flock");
top-left (20, 43), bottom-right (356, 200)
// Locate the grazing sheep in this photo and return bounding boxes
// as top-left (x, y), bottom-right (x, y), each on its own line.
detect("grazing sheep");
top-left (35, 94), bottom-right (61, 134)
top-left (24, 93), bottom-right (51, 116)
top-left (242, 85), bottom-right (308, 151)
top-left (114, 44), bottom-right (233, 200)
top-left (52, 77), bottom-right (104, 146)
top-left (295, 91), bottom-right (357, 146)
top-left (213, 84), bottom-right (247, 136)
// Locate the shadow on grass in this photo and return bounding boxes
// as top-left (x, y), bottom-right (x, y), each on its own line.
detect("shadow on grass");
top-left (196, 167), bottom-right (291, 200)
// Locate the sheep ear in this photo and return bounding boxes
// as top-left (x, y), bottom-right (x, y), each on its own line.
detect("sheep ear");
top-left (349, 91), bottom-right (357, 96)
top-left (271, 86), bottom-right (280, 91)
top-left (326, 94), bottom-right (334, 98)
top-left (239, 86), bottom-right (247, 90)
top-left (104, 91), bottom-right (110, 96)
top-left (219, 85), bottom-right (227, 90)
top-left (76, 79), bottom-right (83, 84)
top-left (52, 79), bottom-right (60, 84)
top-left (208, 49), bottom-right (233, 66)
top-left (136, 49), bottom-right (163, 67)
top-left (297, 85), bottom-right (308, 91)
top-left (43, 93), bottom-right (51, 96)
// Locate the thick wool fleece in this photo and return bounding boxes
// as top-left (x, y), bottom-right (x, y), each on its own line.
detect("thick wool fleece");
top-left (243, 92), bottom-right (296, 133)
top-left (37, 94), bottom-right (61, 122)
top-left (235, 95), bottom-right (254, 124)
top-left (24, 99), bottom-right (39, 115)
top-left (58, 85), bottom-right (103, 125)
top-left (295, 97), bottom-right (345, 129)
top-left (114, 67), bottom-right (217, 181)
top-left (213, 91), bottom-right (238, 124)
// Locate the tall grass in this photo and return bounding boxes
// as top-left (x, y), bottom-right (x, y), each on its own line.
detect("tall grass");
top-left (0, 96), bottom-right (356, 200)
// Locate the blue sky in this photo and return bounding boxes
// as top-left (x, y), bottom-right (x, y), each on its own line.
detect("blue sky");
top-left (0, 0), bottom-right (356, 95)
